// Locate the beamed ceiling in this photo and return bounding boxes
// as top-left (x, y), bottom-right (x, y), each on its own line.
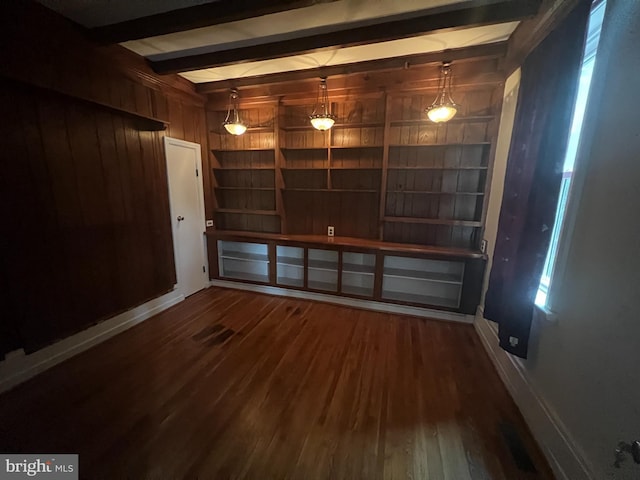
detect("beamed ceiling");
top-left (36, 0), bottom-right (541, 90)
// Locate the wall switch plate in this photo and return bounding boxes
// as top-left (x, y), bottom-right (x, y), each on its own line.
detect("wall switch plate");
top-left (206, 220), bottom-right (214, 227)
top-left (480, 239), bottom-right (488, 253)
top-left (327, 226), bottom-right (335, 237)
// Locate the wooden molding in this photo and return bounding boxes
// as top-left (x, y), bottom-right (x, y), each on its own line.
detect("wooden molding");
top-left (1, 1), bottom-right (206, 108)
top-left (505, 0), bottom-right (582, 75)
top-left (89, 0), bottom-right (339, 44)
top-left (151, 0), bottom-right (541, 74)
top-left (101, 44), bottom-right (206, 106)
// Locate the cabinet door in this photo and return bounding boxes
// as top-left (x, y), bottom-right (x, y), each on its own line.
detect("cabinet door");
top-left (276, 245), bottom-right (304, 287)
top-left (381, 255), bottom-right (464, 308)
top-left (218, 240), bottom-right (270, 283)
top-left (341, 251), bottom-right (376, 297)
top-left (308, 248), bottom-right (338, 292)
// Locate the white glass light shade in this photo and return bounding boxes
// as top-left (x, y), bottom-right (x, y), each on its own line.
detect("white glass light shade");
top-left (223, 88), bottom-right (246, 135)
top-left (223, 122), bottom-right (247, 135)
top-left (426, 62), bottom-right (460, 124)
top-left (310, 78), bottom-right (336, 130)
top-left (426, 104), bottom-right (458, 123)
top-left (310, 115), bottom-right (336, 131)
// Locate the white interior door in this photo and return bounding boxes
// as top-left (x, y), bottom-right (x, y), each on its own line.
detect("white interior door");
top-left (164, 137), bottom-right (207, 297)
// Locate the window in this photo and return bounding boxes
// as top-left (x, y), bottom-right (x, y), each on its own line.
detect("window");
top-left (535, 0), bottom-right (606, 308)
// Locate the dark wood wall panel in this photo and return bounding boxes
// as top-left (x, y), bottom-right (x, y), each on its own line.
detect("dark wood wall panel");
top-left (383, 223), bottom-right (477, 248)
top-left (0, 2), bottom-right (208, 358)
top-left (0, 82), bottom-right (178, 355)
top-left (283, 191), bottom-right (379, 238)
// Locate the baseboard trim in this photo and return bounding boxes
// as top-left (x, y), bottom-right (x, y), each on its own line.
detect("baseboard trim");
top-left (210, 280), bottom-right (474, 324)
top-left (473, 313), bottom-right (594, 480)
top-left (0, 289), bottom-right (185, 394)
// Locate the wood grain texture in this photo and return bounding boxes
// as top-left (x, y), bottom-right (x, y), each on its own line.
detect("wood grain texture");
top-left (0, 288), bottom-right (554, 480)
top-left (0, 2), bottom-right (210, 358)
top-left (0, 80), bottom-right (177, 357)
top-left (206, 85), bottom-right (500, 246)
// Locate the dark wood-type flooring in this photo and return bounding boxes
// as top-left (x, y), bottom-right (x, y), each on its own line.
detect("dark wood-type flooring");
top-left (0, 288), bottom-right (554, 479)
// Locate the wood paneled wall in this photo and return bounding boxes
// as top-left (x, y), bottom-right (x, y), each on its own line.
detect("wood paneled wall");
top-left (0, 2), bottom-right (207, 358)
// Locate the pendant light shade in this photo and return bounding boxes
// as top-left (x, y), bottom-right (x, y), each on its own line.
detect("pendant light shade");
top-left (223, 88), bottom-right (247, 135)
top-left (310, 77), bottom-right (336, 131)
top-left (426, 62), bottom-right (459, 123)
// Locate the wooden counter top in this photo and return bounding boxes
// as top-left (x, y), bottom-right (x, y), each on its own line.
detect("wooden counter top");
top-left (205, 229), bottom-right (486, 260)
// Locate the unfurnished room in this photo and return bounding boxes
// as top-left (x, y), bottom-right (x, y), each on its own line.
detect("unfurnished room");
top-left (0, 0), bottom-right (638, 479)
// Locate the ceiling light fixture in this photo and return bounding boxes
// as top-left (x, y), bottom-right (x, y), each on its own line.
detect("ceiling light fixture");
top-left (426, 62), bottom-right (459, 123)
top-left (223, 88), bottom-right (247, 135)
top-left (310, 77), bottom-right (336, 131)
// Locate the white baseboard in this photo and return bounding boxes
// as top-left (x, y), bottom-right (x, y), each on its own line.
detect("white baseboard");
top-left (210, 280), bottom-right (474, 324)
top-left (473, 313), bottom-right (594, 480)
top-left (0, 289), bottom-right (185, 394)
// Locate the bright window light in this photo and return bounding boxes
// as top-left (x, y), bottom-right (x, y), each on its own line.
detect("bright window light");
top-left (535, 0), bottom-right (606, 308)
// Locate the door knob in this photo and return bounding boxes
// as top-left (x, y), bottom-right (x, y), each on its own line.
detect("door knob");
top-left (177, 216), bottom-right (185, 221)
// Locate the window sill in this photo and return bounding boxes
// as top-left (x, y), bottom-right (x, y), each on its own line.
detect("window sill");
top-left (534, 304), bottom-right (559, 323)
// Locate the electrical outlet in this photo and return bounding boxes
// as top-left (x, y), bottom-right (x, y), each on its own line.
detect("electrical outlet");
top-left (206, 220), bottom-right (214, 227)
top-left (327, 226), bottom-right (335, 237)
top-left (480, 238), bottom-right (488, 253)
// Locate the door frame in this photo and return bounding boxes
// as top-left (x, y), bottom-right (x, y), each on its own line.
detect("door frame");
top-left (163, 136), bottom-right (208, 296)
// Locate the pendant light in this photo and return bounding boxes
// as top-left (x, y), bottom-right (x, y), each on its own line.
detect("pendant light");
top-left (426, 62), bottom-right (459, 123)
top-left (223, 88), bottom-right (247, 135)
top-left (310, 77), bottom-right (336, 131)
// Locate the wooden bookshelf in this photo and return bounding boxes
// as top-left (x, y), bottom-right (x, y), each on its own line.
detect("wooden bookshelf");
top-left (205, 74), bottom-right (500, 250)
top-left (208, 105), bottom-right (280, 233)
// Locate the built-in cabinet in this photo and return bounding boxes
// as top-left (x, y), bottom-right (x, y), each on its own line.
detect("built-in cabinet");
top-left (276, 245), bottom-right (304, 287)
top-left (206, 89), bottom-right (498, 251)
top-left (211, 233), bottom-right (485, 314)
top-left (342, 252), bottom-right (376, 297)
top-left (381, 255), bottom-right (464, 308)
top-left (205, 65), bottom-right (500, 315)
top-left (217, 240), bottom-right (270, 283)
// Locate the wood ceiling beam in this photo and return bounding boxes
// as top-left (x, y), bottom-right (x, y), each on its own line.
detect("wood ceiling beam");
top-left (196, 42), bottom-right (507, 94)
top-left (150, 0), bottom-right (540, 75)
top-left (88, 0), bottom-right (339, 44)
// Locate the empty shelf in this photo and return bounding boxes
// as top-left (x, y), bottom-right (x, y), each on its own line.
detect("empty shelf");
top-left (383, 268), bottom-right (462, 284)
top-left (220, 251), bottom-right (269, 262)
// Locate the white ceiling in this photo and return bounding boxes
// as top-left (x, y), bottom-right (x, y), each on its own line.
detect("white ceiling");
top-left (124, 0), bottom-right (470, 59)
top-left (36, 0), bottom-right (520, 84)
top-left (179, 22), bottom-right (518, 83)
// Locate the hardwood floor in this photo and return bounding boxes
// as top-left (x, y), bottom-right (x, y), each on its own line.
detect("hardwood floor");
top-left (0, 288), bottom-right (554, 479)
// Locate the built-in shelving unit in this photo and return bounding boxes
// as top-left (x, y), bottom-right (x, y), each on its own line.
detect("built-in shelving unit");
top-left (207, 231), bottom-right (485, 314)
top-left (205, 89), bottom-right (496, 248)
top-left (208, 106), bottom-right (280, 233)
top-left (341, 252), bottom-right (376, 297)
top-left (381, 255), bottom-right (464, 308)
top-left (217, 240), bottom-right (270, 283)
top-left (203, 56), bottom-right (502, 317)
top-left (308, 249), bottom-right (339, 292)
top-left (276, 245), bottom-right (304, 287)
